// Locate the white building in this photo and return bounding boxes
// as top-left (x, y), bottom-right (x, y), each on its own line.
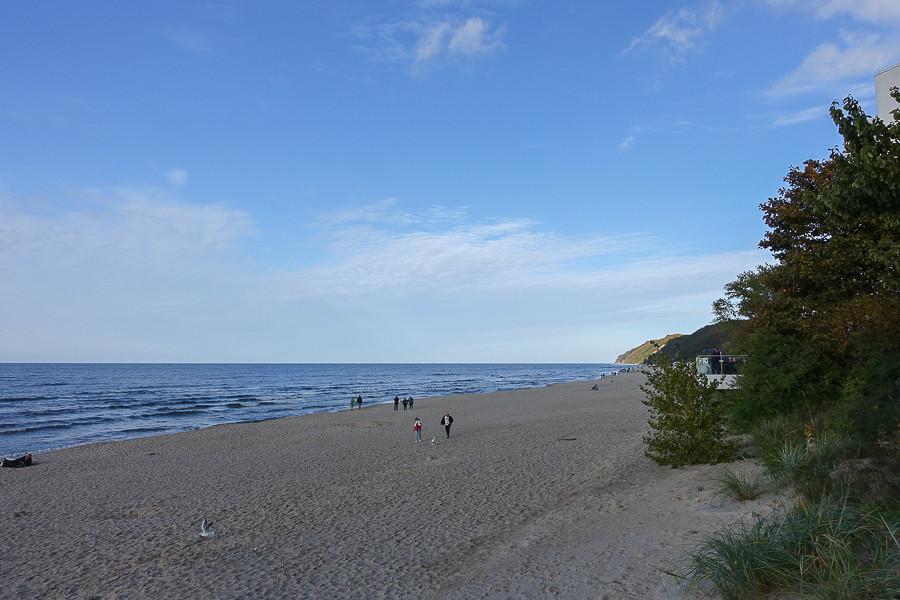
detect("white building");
top-left (874, 63), bottom-right (900, 122)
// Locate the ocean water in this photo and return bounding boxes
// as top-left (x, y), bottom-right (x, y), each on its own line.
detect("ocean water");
top-left (0, 363), bottom-right (624, 456)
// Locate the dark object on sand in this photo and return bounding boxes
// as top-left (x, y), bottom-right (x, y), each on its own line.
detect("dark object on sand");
top-left (1, 453), bottom-right (32, 468)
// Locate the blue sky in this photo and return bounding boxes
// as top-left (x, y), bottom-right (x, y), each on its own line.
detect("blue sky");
top-left (2, 1), bottom-right (899, 363)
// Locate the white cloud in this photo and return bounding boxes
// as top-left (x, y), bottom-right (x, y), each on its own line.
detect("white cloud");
top-left (624, 1), bottom-right (725, 63)
top-left (415, 23), bottom-right (450, 61)
top-left (355, 7), bottom-right (506, 74)
top-left (767, 30), bottom-right (900, 96)
top-left (0, 186), bottom-right (767, 362)
top-left (763, 0), bottom-right (900, 23)
top-left (1, 186), bottom-right (253, 276)
top-left (770, 105), bottom-right (830, 125)
top-left (166, 168), bottom-right (188, 187)
top-left (619, 136), bottom-right (636, 150)
top-left (412, 17), bottom-right (505, 72)
top-left (448, 17), bottom-right (505, 56)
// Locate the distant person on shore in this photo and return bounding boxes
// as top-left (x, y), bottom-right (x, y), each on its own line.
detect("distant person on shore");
top-left (350, 396), bottom-right (355, 410)
top-left (402, 397), bottom-right (408, 410)
top-left (440, 412), bottom-right (454, 438)
top-left (408, 396), bottom-right (414, 409)
top-left (394, 396), bottom-right (400, 410)
top-left (414, 417), bottom-right (422, 442)
top-left (357, 395), bottom-right (363, 408)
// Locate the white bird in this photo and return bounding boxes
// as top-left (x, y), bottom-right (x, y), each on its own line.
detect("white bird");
top-left (200, 519), bottom-right (216, 537)
top-left (431, 437), bottom-right (436, 445)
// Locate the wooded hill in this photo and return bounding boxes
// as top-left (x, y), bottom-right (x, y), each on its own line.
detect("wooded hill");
top-left (615, 334), bottom-right (682, 364)
top-left (616, 321), bottom-right (743, 364)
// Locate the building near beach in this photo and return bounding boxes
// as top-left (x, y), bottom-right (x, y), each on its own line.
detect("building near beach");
top-left (875, 63), bottom-right (900, 122)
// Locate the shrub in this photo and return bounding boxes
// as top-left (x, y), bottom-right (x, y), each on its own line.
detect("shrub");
top-left (640, 356), bottom-right (737, 465)
top-left (724, 328), bottom-right (835, 432)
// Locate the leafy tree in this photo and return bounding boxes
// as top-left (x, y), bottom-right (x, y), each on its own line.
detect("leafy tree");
top-left (714, 94), bottom-right (900, 441)
top-left (640, 355), bottom-right (736, 465)
top-left (712, 268), bottom-right (774, 322)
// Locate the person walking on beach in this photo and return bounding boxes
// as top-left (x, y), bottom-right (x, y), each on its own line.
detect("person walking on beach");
top-left (408, 396), bottom-right (414, 410)
top-left (413, 417), bottom-right (422, 442)
top-left (356, 394), bottom-right (363, 408)
top-left (402, 397), bottom-right (408, 410)
top-left (350, 396), bottom-right (355, 410)
top-left (440, 412), bottom-right (454, 438)
top-left (394, 396), bottom-right (400, 410)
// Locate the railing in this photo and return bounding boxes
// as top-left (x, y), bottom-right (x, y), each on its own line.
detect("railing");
top-left (695, 354), bottom-right (747, 376)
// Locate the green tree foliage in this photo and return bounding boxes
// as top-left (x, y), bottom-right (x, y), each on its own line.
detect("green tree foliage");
top-left (640, 356), bottom-right (736, 465)
top-left (714, 94), bottom-right (900, 442)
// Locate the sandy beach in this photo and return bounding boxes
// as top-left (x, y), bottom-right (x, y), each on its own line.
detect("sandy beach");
top-left (0, 372), bottom-right (775, 599)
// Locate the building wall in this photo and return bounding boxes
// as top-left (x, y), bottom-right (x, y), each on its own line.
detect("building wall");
top-left (875, 63), bottom-right (900, 122)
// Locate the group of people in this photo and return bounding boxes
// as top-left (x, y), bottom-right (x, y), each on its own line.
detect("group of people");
top-left (350, 394), bottom-right (454, 442)
top-left (392, 395), bottom-right (415, 410)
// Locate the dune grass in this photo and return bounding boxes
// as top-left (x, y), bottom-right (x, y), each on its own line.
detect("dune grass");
top-left (673, 414), bottom-right (900, 598)
top-left (712, 468), bottom-right (767, 503)
top-left (679, 497), bottom-right (899, 599)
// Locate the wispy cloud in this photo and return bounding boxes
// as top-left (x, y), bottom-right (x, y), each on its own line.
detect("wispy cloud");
top-left (763, 0), bottom-right (900, 24)
top-left (767, 30), bottom-right (900, 97)
top-left (761, 0), bottom-right (900, 100)
top-left (354, 7), bottom-right (506, 75)
top-left (770, 105), bottom-right (830, 126)
top-left (415, 23), bottom-right (450, 62)
top-left (166, 168), bottom-right (188, 188)
top-left (624, 1), bottom-right (725, 63)
top-left (155, 24), bottom-right (216, 54)
top-left (449, 17), bottom-right (504, 55)
top-left (411, 17), bottom-right (506, 73)
top-left (0, 185), bottom-right (767, 361)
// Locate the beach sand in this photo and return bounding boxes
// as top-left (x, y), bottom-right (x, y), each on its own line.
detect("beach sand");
top-left (0, 372), bottom-right (778, 599)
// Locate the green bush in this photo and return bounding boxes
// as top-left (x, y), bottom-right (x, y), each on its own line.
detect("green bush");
top-left (724, 328), bottom-right (836, 432)
top-left (640, 357), bottom-right (737, 465)
top-left (831, 346), bottom-right (900, 452)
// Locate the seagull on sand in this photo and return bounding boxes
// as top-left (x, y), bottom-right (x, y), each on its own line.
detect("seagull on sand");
top-left (200, 519), bottom-right (216, 537)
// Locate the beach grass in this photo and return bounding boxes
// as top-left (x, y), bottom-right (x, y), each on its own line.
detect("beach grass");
top-left (678, 497), bottom-right (900, 599)
top-left (712, 467), bottom-right (767, 503)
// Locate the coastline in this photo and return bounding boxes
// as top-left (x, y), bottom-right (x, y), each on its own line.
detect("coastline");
top-left (0, 372), bottom-right (772, 599)
top-left (0, 362), bottom-right (622, 456)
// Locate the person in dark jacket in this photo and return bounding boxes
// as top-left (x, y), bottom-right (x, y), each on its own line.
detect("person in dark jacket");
top-left (1, 453), bottom-right (32, 468)
top-left (440, 413), bottom-right (454, 438)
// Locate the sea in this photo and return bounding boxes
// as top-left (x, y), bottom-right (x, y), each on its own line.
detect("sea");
top-left (0, 363), bottom-right (626, 457)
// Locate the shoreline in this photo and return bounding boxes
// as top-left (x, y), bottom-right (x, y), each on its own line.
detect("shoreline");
top-left (1, 363), bottom-right (628, 457)
top-left (0, 372), bottom-right (771, 599)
